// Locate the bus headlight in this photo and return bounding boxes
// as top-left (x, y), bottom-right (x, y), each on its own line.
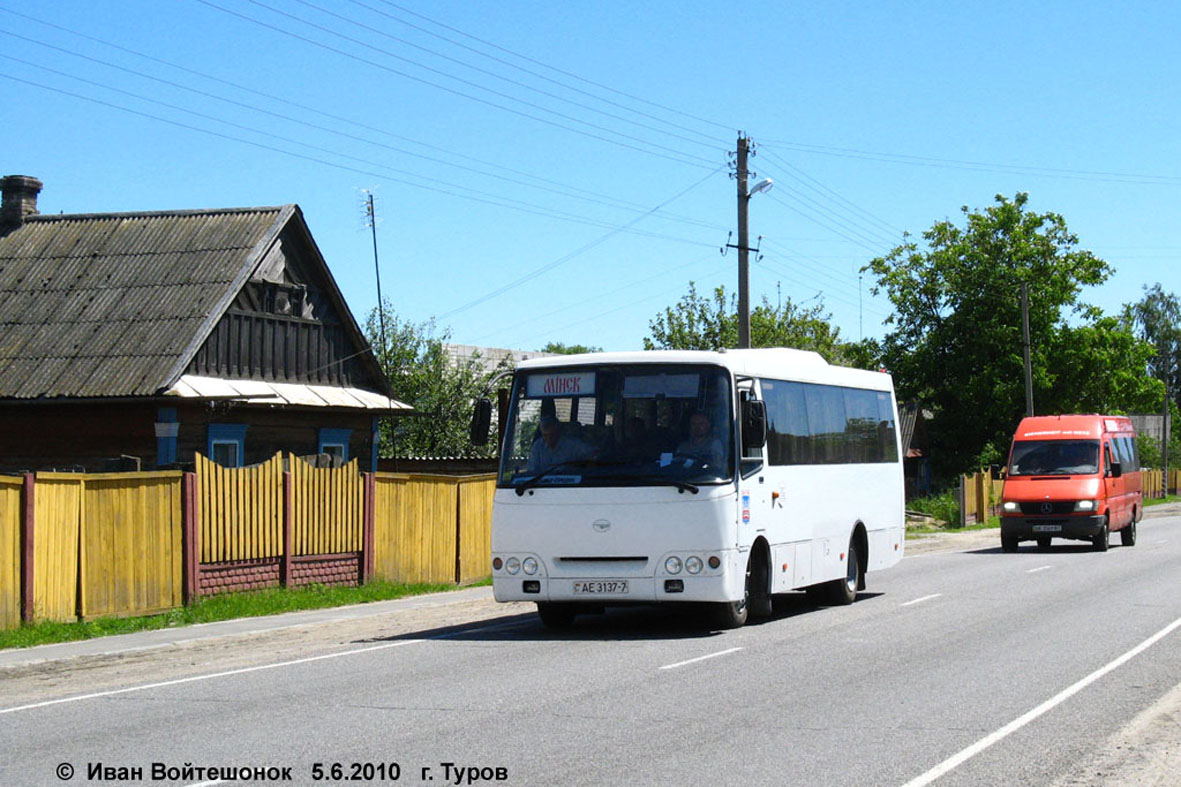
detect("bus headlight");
top-left (665, 556), bottom-right (682, 575)
top-left (522, 557), bottom-right (539, 575)
top-left (1074, 500), bottom-right (1097, 512)
top-left (1002, 501), bottom-right (1019, 513)
top-left (685, 556), bottom-right (703, 574)
top-left (505, 557), bottom-right (521, 575)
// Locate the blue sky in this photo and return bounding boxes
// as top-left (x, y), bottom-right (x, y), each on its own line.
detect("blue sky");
top-left (3, 0), bottom-right (1177, 353)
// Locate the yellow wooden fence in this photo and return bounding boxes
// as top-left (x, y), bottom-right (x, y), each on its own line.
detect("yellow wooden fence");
top-left (33, 473), bottom-right (83, 622)
top-left (960, 469), bottom-right (1004, 525)
top-left (195, 453), bottom-right (283, 562)
top-left (290, 456), bottom-right (363, 555)
top-left (80, 472), bottom-right (184, 620)
top-left (0, 476), bottom-right (21, 630)
top-left (372, 473), bottom-right (495, 585)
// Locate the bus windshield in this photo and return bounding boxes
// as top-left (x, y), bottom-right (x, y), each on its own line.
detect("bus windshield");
top-left (498, 364), bottom-right (735, 488)
top-left (1008, 439), bottom-right (1100, 476)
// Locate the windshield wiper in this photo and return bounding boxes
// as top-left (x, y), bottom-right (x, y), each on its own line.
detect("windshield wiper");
top-left (605, 475), bottom-right (699, 494)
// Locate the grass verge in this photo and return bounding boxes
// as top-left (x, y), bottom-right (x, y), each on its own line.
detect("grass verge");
top-left (0, 578), bottom-right (490, 651)
top-left (1145, 494), bottom-right (1181, 507)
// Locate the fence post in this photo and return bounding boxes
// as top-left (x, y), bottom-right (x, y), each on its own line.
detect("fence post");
top-left (958, 475), bottom-right (967, 527)
top-left (454, 480), bottom-right (463, 584)
top-left (182, 472), bottom-right (199, 604)
top-left (20, 473), bottom-right (34, 622)
top-left (975, 471), bottom-right (987, 524)
top-left (362, 472), bottom-right (375, 584)
top-left (281, 469), bottom-right (293, 588)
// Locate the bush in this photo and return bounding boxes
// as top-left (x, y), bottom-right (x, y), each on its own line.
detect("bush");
top-left (908, 490), bottom-right (961, 527)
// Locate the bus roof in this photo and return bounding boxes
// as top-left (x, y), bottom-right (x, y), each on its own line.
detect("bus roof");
top-left (515, 348), bottom-right (894, 391)
top-left (1014, 414), bottom-right (1136, 440)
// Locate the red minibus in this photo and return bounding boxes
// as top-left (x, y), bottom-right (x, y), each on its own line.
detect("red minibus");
top-left (1000, 414), bottom-right (1141, 552)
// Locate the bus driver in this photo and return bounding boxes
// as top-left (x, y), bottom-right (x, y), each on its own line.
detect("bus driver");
top-left (528, 415), bottom-right (592, 473)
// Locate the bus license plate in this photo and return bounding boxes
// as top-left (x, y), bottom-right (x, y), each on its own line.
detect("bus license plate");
top-left (1032, 524), bottom-right (1061, 533)
top-left (573, 580), bottom-right (628, 595)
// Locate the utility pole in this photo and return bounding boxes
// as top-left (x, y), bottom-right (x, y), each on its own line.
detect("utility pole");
top-left (364, 191), bottom-right (388, 366)
top-left (1164, 345), bottom-right (1171, 492)
top-left (1021, 282), bottom-right (1034, 417)
top-left (736, 135), bottom-right (751, 349)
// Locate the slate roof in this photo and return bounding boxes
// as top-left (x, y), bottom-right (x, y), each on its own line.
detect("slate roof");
top-left (0, 205), bottom-right (382, 401)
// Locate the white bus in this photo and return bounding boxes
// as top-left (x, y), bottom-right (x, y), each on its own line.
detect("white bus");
top-left (471, 348), bottom-right (905, 628)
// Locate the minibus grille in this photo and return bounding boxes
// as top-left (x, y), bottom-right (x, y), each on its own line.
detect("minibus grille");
top-left (1020, 502), bottom-right (1076, 515)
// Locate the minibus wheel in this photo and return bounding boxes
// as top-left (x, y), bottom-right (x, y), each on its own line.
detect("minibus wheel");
top-left (1092, 518), bottom-right (1110, 552)
top-left (1036, 537), bottom-right (1052, 550)
top-left (1120, 520), bottom-right (1137, 547)
top-left (537, 602), bottom-right (577, 628)
top-left (1001, 534), bottom-right (1018, 553)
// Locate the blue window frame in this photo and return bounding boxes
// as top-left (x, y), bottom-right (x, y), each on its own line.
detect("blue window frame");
top-left (208, 423), bottom-right (247, 467)
top-left (156, 407), bottom-right (178, 466)
top-left (318, 428), bottom-right (352, 463)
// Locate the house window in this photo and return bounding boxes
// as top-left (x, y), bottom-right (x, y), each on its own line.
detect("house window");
top-left (208, 424), bottom-right (247, 468)
top-left (319, 428), bottom-right (352, 463)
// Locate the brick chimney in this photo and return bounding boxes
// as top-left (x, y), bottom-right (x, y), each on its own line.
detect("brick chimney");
top-left (1, 175), bottom-right (44, 236)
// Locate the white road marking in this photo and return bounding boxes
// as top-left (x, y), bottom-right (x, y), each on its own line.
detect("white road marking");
top-left (899, 615), bottom-right (1181, 787)
top-left (0, 619), bottom-right (530, 717)
top-left (900, 594), bottom-right (942, 607)
top-left (1026, 565), bottom-right (1053, 574)
top-left (660, 647), bottom-right (744, 670)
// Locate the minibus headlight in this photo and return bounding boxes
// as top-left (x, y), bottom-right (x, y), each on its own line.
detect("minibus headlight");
top-left (1074, 500), bottom-right (1097, 512)
top-left (685, 556), bottom-right (703, 574)
top-left (505, 557), bottom-right (521, 575)
top-left (665, 556), bottom-right (683, 575)
top-left (1002, 501), bottom-right (1019, 513)
top-left (522, 557), bottom-right (538, 575)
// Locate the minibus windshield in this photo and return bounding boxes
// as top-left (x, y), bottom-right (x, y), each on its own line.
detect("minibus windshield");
top-left (497, 364), bottom-right (734, 488)
top-left (1008, 439), bottom-right (1100, 476)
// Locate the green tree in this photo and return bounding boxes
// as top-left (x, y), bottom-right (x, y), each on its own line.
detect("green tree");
top-left (643, 282), bottom-right (860, 364)
top-left (539, 341), bottom-right (602, 355)
top-left (1125, 283), bottom-right (1181, 410)
top-left (864, 192), bottom-right (1159, 482)
top-left (365, 303), bottom-right (511, 458)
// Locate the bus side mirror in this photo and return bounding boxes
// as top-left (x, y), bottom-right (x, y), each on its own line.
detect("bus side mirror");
top-left (1110, 461), bottom-right (1122, 478)
top-left (742, 399), bottom-right (767, 453)
top-left (470, 398), bottom-right (492, 446)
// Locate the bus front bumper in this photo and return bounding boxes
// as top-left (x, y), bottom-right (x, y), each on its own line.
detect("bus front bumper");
top-left (492, 574), bottom-right (740, 603)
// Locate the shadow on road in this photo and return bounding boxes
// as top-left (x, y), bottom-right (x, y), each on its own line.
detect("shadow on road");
top-left (354, 591), bottom-right (884, 644)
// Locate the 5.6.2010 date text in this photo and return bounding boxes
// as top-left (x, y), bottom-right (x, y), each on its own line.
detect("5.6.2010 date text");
top-left (311, 761), bottom-right (400, 781)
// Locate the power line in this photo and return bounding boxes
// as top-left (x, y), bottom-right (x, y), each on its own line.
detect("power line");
top-left (196, 0), bottom-right (718, 168)
top-left (436, 166), bottom-right (727, 322)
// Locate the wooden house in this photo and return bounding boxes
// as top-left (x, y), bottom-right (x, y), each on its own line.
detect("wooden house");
top-left (0, 175), bottom-right (411, 473)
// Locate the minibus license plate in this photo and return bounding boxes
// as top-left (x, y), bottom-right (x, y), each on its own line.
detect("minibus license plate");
top-left (1032, 524), bottom-right (1061, 533)
top-left (573, 580), bottom-right (628, 595)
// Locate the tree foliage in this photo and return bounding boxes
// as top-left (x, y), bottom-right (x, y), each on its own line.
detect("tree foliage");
top-left (1125, 282), bottom-right (1181, 409)
top-left (539, 341), bottom-right (603, 355)
top-left (365, 303), bottom-right (510, 458)
top-left (865, 192), bottom-right (1160, 481)
top-left (644, 282), bottom-right (871, 367)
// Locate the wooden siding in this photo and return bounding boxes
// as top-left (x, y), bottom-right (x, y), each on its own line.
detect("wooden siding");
top-left (196, 453), bottom-right (283, 562)
top-left (189, 310), bottom-right (366, 387)
top-left (32, 473), bottom-right (83, 622)
top-left (0, 476), bottom-right (20, 629)
top-left (373, 474), bottom-right (458, 584)
top-left (290, 456), bottom-right (363, 555)
top-left (80, 472), bottom-right (184, 620)
top-left (457, 476), bottom-right (495, 583)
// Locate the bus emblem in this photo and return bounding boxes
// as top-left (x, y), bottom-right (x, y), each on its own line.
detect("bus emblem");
top-left (593, 519), bottom-right (611, 532)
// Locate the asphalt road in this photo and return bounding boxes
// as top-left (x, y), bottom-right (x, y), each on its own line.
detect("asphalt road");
top-left (2, 513), bottom-right (1178, 787)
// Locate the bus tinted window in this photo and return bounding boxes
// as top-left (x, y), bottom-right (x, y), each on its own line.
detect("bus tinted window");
top-left (763, 379), bottom-right (897, 466)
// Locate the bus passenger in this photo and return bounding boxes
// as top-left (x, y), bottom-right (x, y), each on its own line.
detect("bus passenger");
top-left (528, 416), bottom-right (592, 473)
